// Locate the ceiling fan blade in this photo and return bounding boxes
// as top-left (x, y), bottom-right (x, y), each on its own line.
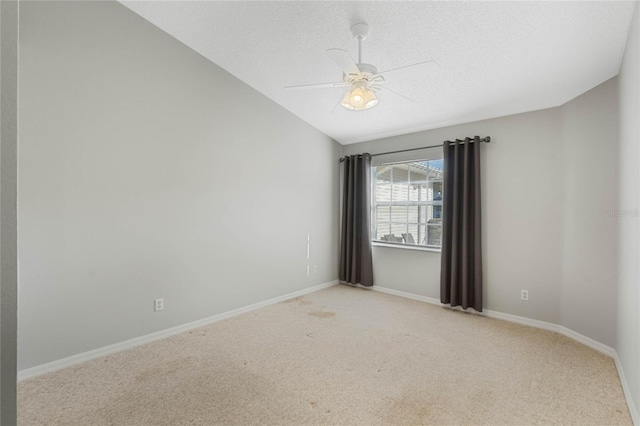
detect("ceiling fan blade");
top-left (284, 81), bottom-right (351, 90)
top-left (377, 60), bottom-right (440, 82)
top-left (326, 48), bottom-right (360, 76)
top-left (330, 96), bottom-right (343, 114)
top-left (379, 86), bottom-right (417, 103)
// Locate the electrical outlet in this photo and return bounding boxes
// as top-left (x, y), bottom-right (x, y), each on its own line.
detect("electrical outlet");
top-left (521, 290), bottom-right (529, 301)
top-left (312, 265), bottom-right (318, 274)
top-left (154, 298), bottom-right (164, 311)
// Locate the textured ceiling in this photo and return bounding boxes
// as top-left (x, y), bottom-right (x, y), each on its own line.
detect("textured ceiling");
top-left (120, 1), bottom-right (636, 145)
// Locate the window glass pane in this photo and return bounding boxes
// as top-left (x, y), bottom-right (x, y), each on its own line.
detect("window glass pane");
top-left (393, 164), bottom-right (409, 183)
top-left (426, 224), bottom-right (442, 246)
top-left (391, 206), bottom-right (407, 222)
top-left (426, 205), bottom-right (433, 221)
top-left (427, 180), bottom-right (443, 201)
top-left (375, 166), bottom-right (392, 202)
top-left (428, 159), bottom-right (444, 180)
top-left (376, 206), bottom-right (390, 222)
top-left (376, 182), bottom-right (391, 202)
top-left (409, 183), bottom-right (427, 201)
top-left (390, 223), bottom-right (407, 242)
top-left (418, 224), bottom-right (426, 245)
top-left (392, 183), bottom-right (408, 202)
top-left (418, 205), bottom-right (427, 223)
top-left (377, 166), bottom-right (392, 182)
top-left (408, 206), bottom-right (419, 223)
top-left (406, 224), bottom-right (418, 244)
top-left (432, 205), bottom-right (443, 221)
top-left (376, 223), bottom-right (390, 241)
top-left (408, 163), bottom-right (428, 180)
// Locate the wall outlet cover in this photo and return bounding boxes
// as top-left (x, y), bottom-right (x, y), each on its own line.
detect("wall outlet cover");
top-left (154, 298), bottom-right (164, 311)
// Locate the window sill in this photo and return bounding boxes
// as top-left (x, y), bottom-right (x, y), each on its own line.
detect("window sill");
top-left (371, 241), bottom-right (442, 253)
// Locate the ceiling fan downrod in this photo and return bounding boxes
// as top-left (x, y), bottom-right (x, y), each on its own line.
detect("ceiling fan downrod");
top-left (351, 23), bottom-right (369, 65)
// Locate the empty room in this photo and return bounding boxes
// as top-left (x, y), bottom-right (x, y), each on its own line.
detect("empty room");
top-left (1, 0), bottom-right (639, 424)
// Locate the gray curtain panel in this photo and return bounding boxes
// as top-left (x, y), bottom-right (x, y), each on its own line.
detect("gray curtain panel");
top-left (440, 137), bottom-right (483, 311)
top-left (339, 154), bottom-right (374, 286)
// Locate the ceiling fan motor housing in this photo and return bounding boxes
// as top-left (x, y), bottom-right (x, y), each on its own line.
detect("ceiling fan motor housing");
top-left (343, 63), bottom-right (380, 84)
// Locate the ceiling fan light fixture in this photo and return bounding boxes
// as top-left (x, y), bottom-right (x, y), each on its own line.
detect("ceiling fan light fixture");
top-left (365, 95), bottom-right (379, 109)
top-left (341, 86), bottom-right (378, 111)
top-left (284, 22), bottom-right (435, 113)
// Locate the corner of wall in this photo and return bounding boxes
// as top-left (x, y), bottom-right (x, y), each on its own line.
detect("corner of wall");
top-left (616, 2), bottom-right (640, 422)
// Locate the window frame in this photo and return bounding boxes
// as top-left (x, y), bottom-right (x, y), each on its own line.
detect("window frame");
top-left (371, 157), bottom-right (444, 252)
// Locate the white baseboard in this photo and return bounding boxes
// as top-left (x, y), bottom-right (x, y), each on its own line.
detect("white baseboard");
top-left (372, 285), bottom-right (615, 355)
top-left (18, 280), bottom-right (338, 382)
top-left (371, 285), bottom-right (441, 306)
top-left (17, 281), bottom-right (639, 425)
top-left (482, 309), bottom-right (618, 357)
top-left (372, 285), bottom-right (637, 424)
top-left (615, 353), bottom-right (640, 425)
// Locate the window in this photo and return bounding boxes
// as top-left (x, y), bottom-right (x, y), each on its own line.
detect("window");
top-left (372, 158), bottom-right (443, 249)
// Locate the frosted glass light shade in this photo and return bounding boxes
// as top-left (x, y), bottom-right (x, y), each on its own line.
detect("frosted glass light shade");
top-left (341, 86), bottom-right (378, 111)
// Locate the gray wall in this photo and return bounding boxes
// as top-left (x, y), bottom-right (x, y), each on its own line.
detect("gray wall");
top-left (344, 108), bottom-right (566, 325)
top-left (18, 1), bottom-right (340, 370)
top-left (561, 78), bottom-right (619, 348)
top-left (344, 77), bottom-right (622, 348)
top-left (617, 3), bottom-right (640, 417)
top-left (1, 0), bottom-right (18, 422)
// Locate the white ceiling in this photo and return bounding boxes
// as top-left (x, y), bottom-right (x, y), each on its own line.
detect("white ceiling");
top-left (120, 1), bottom-right (636, 145)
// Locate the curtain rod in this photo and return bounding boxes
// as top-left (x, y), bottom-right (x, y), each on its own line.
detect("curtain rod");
top-left (339, 136), bottom-right (491, 162)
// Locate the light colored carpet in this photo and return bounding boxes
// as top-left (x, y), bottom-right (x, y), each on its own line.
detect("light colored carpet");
top-left (19, 285), bottom-right (631, 425)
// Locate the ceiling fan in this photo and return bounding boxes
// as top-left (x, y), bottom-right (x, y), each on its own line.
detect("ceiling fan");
top-left (284, 23), bottom-right (439, 111)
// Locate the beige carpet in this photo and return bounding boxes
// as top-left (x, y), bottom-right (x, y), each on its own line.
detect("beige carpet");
top-left (19, 285), bottom-right (631, 425)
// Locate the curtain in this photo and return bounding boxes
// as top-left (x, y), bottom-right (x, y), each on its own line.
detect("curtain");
top-left (339, 154), bottom-right (374, 286)
top-left (440, 137), bottom-right (483, 311)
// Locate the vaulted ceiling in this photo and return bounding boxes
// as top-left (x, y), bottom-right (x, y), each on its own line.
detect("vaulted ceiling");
top-left (120, 1), bottom-right (636, 145)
